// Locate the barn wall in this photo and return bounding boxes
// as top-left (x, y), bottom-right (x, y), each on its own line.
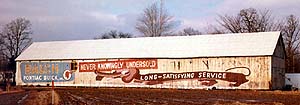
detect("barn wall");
top-left (271, 37), bottom-right (286, 89)
top-left (16, 56), bottom-right (272, 89)
top-left (271, 57), bottom-right (285, 89)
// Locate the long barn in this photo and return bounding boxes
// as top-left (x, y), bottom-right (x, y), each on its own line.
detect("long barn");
top-left (15, 32), bottom-right (285, 90)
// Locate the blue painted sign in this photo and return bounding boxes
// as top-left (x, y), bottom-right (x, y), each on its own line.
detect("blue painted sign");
top-left (20, 62), bottom-right (75, 83)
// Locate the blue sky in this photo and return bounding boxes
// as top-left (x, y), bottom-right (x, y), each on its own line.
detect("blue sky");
top-left (1, 0), bottom-right (300, 42)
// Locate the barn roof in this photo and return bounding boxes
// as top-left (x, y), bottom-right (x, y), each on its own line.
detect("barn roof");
top-left (16, 32), bottom-right (281, 61)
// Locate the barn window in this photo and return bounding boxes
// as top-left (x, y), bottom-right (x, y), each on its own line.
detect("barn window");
top-left (202, 60), bottom-right (209, 69)
top-left (172, 61), bottom-right (176, 69)
top-left (177, 62), bottom-right (181, 70)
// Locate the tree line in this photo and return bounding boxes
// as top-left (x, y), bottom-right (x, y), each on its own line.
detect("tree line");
top-left (0, 18), bottom-right (32, 85)
top-left (0, 2), bottom-right (300, 86)
top-left (96, 3), bottom-right (300, 73)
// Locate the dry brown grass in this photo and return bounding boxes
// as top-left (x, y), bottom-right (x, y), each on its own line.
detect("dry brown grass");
top-left (22, 90), bottom-right (60, 105)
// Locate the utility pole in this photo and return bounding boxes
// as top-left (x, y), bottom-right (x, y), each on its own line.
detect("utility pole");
top-left (52, 80), bottom-right (54, 105)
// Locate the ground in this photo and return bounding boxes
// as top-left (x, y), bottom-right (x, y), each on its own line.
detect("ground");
top-left (0, 87), bottom-right (299, 105)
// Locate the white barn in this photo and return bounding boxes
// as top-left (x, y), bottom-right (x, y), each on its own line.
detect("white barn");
top-left (15, 32), bottom-right (285, 90)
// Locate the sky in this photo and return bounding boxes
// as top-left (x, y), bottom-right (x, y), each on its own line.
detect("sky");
top-left (0, 0), bottom-right (300, 42)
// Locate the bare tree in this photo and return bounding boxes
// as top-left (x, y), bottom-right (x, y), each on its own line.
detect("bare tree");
top-left (0, 35), bottom-right (7, 71)
top-left (136, 2), bottom-right (175, 37)
top-left (203, 24), bottom-right (225, 34)
top-left (0, 18), bottom-right (32, 85)
top-left (282, 15), bottom-right (300, 73)
top-left (94, 30), bottom-right (133, 39)
top-left (0, 35), bottom-right (5, 55)
top-left (177, 27), bottom-right (202, 36)
top-left (217, 8), bottom-right (281, 33)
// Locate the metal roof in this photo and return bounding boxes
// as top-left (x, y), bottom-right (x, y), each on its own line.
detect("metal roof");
top-left (16, 32), bottom-right (281, 61)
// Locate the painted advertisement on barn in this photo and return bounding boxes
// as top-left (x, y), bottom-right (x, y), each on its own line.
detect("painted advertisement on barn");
top-left (95, 66), bottom-right (250, 87)
top-left (20, 62), bottom-right (74, 83)
top-left (79, 59), bottom-right (158, 72)
top-left (78, 57), bottom-right (268, 89)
